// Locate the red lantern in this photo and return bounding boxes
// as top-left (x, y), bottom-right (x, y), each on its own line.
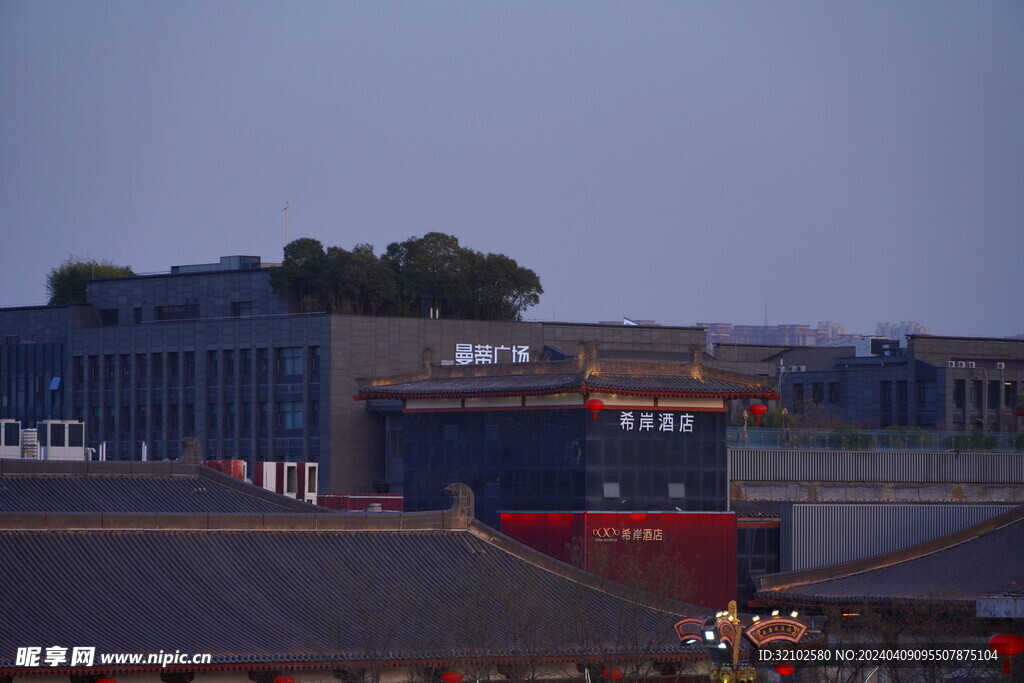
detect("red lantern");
top-left (988, 633), bottom-right (1024, 674)
top-left (441, 672), bottom-right (463, 683)
top-left (775, 662), bottom-right (795, 676)
top-left (96, 679), bottom-right (117, 683)
top-left (600, 668), bottom-right (622, 680)
top-left (749, 403), bottom-right (768, 424)
top-left (586, 398), bottom-right (605, 421)
top-left (273, 677), bottom-right (294, 683)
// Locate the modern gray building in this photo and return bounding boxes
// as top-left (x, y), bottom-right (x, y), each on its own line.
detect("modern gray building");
top-left (0, 256), bottom-right (708, 493)
top-left (717, 336), bottom-right (1024, 431)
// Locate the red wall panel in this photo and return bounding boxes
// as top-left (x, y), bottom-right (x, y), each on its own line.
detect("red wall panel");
top-left (501, 511), bottom-right (737, 609)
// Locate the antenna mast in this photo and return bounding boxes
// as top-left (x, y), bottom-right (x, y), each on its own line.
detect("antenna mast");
top-left (283, 202), bottom-right (290, 247)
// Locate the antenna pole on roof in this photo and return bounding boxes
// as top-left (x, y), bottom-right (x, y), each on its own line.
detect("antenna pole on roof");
top-left (283, 201), bottom-right (290, 247)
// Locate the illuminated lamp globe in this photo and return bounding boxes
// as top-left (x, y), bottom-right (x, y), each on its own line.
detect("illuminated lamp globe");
top-left (775, 662), bottom-right (795, 676)
top-left (988, 633), bottom-right (1024, 674)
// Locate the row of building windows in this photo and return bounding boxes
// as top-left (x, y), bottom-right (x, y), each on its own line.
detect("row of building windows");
top-left (72, 347), bottom-right (320, 385)
top-left (99, 302), bottom-right (255, 326)
top-left (81, 400), bottom-right (320, 434)
top-left (791, 382), bottom-right (841, 410)
top-left (952, 380), bottom-right (1018, 411)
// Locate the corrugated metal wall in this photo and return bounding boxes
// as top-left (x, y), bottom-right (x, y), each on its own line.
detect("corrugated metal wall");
top-left (780, 503), bottom-right (1017, 571)
top-left (730, 449), bottom-right (1024, 483)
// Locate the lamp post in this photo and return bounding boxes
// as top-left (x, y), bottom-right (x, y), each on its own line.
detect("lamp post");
top-left (704, 601), bottom-right (757, 683)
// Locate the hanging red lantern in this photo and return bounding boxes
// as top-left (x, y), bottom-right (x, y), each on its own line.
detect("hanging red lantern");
top-left (749, 403), bottom-right (768, 424)
top-left (775, 662), bottom-right (795, 676)
top-left (988, 633), bottom-right (1024, 674)
top-left (96, 679), bottom-right (117, 683)
top-left (586, 398), bottom-right (605, 421)
top-left (273, 677), bottom-right (295, 683)
top-left (440, 672), bottom-right (463, 683)
top-left (600, 668), bottom-right (622, 680)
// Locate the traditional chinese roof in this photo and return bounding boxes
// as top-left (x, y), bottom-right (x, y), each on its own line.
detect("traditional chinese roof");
top-left (756, 504), bottom-right (1024, 606)
top-left (0, 485), bottom-right (710, 675)
top-left (0, 459), bottom-right (322, 514)
top-left (355, 341), bottom-right (778, 402)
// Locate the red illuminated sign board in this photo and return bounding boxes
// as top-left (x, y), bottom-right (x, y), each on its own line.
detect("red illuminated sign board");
top-left (744, 617), bottom-right (809, 646)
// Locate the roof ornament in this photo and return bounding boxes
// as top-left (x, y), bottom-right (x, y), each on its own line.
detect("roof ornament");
top-left (444, 482), bottom-right (475, 529)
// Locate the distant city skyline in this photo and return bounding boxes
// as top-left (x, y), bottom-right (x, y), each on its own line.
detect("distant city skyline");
top-left (2, 2), bottom-right (1021, 338)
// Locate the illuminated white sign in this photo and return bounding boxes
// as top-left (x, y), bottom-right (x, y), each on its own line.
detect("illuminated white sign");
top-left (455, 343), bottom-right (530, 365)
top-left (591, 527), bottom-right (665, 542)
top-left (618, 411), bottom-right (695, 433)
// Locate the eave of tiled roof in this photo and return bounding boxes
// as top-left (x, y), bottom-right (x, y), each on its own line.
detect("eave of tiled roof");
top-left (0, 459), bottom-right (323, 514)
top-left (0, 485), bottom-right (712, 673)
top-left (756, 505), bottom-right (1024, 606)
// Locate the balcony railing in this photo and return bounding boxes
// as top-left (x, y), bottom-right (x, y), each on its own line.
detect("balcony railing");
top-left (727, 427), bottom-right (1024, 452)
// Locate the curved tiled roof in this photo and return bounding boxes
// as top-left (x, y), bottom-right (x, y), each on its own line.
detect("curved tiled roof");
top-left (757, 505), bottom-right (1024, 606)
top-left (0, 460), bottom-right (322, 514)
top-left (0, 486), bottom-right (710, 674)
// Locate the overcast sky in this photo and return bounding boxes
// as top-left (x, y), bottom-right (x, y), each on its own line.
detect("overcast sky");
top-left (2, 1), bottom-right (1021, 337)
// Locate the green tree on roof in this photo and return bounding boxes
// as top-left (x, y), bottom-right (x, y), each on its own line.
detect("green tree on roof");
top-left (46, 255), bottom-right (135, 305)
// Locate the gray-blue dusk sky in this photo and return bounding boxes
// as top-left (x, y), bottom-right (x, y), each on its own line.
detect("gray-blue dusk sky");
top-left (2, 2), bottom-right (1021, 337)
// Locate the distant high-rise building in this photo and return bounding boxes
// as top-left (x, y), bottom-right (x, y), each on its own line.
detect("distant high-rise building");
top-left (875, 321), bottom-right (931, 339)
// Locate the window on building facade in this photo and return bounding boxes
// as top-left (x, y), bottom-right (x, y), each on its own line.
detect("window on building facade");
top-left (811, 383), bottom-right (824, 404)
top-left (121, 355), bottom-right (131, 382)
top-left (276, 401), bottom-right (303, 430)
top-left (100, 309), bottom-right (119, 326)
top-left (258, 350), bottom-right (269, 379)
top-left (135, 354), bottom-right (146, 381)
top-left (988, 381), bottom-right (1001, 410)
top-left (276, 347), bottom-right (302, 377)
top-left (309, 346), bottom-right (320, 376)
top-left (1006, 382), bottom-right (1019, 411)
top-left (240, 349), bottom-right (251, 377)
top-left (206, 351), bottom-right (218, 378)
top-left (970, 380), bottom-right (982, 409)
top-left (953, 380), bottom-right (965, 409)
top-left (225, 403), bottom-right (235, 430)
top-left (184, 352), bottom-right (195, 379)
top-left (89, 356), bottom-right (99, 381)
top-left (241, 402), bottom-right (252, 429)
top-left (308, 400), bottom-right (319, 429)
top-left (828, 381), bottom-right (840, 403)
top-left (133, 307), bottom-right (142, 324)
top-left (185, 404), bottom-right (195, 432)
top-left (231, 301), bottom-right (252, 318)
top-left (208, 403), bottom-right (218, 430)
top-left (224, 350), bottom-right (234, 378)
top-left (156, 304), bottom-right (199, 322)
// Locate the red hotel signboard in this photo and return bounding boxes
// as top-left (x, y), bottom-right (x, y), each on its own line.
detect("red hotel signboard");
top-left (500, 511), bottom-right (737, 608)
